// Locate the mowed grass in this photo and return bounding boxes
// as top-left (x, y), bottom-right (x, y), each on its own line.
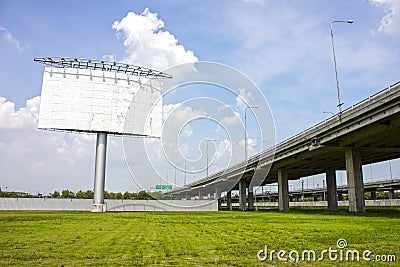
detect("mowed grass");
top-left (0, 207), bottom-right (399, 266)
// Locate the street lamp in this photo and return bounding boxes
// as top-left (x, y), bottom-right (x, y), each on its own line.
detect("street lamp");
top-left (330, 20), bottom-right (353, 121)
top-left (184, 156), bottom-right (193, 186)
top-left (206, 139), bottom-right (217, 178)
top-left (323, 111), bottom-right (335, 116)
top-left (244, 106), bottom-right (258, 161)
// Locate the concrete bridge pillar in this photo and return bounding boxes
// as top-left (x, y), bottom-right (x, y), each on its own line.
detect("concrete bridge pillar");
top-left (226, 191), bottom-right (232, 210)
top-left (248, 187), bottom-right (254, 210)
top-left (388, 189), bottom-right (395, 199)
top-left (239, 179), bottom-right (247, 211)
top-left (345, 148), bottom-right (365, 213)
top-left (278, 169), bottom-right (289, 211)
top-left (326, 170), bottom-right (338, 211)
top-left (215, 188), bottom-right (221, 210)
top-left (370, 191), bottom-right (376, 200)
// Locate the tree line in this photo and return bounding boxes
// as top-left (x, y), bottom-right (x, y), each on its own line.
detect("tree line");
top-left (0, 189), bottom-right (160, 200)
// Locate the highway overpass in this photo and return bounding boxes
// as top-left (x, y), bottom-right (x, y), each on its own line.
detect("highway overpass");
top-left (225, 178), bottom-right (400, 202)
top-left (164, 81), bottom-right (400, 213)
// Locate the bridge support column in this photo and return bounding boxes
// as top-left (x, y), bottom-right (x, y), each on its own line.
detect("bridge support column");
top-left (215, 188), bottom-right (221, 210)
top-left (326, 170), bottom-right (338, 211)
top-left (248, 187), bottom-right (254, 210)
top-left (226, 191), bottom-right (232, 210)
top-left (389, 189), bottom-right (395, 199)
top-left (370, 191), bottom-right (376, 200)
top-left (278, 169), bottom-right (289, 211)
top-left (345, 148), bottom-right (365, 213)
top-left (239, 179), bottom-right (247, 211)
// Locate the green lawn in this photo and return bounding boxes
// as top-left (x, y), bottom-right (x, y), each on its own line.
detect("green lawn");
top-left (0, 207), bottom-right (399, 266)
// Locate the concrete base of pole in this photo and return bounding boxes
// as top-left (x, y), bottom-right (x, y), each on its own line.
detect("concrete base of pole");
top-left (91, 204), bottom-right (106, 212)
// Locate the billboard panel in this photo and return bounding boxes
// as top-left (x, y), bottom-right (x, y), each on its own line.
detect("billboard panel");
top-left (38, 67), bottom-right (162, 137)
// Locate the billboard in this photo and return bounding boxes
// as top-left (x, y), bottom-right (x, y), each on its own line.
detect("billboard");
top-left (38, 67), bottom-right (162, 137)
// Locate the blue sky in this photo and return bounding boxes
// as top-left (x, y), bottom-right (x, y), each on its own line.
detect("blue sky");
top-left (0, 0), bottom-right (399, 194)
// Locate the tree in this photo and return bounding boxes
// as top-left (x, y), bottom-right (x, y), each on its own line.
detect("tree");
top-left (51, 191), bottom-right (60, 198)
top-left (137, 191), bottom-right (151, 200)
top-left (75, 190), bottom-right (85, 199)
top-left (61, 189), bottom-right (75, 198)
top-left (85, 190), bottom-right (94, 199)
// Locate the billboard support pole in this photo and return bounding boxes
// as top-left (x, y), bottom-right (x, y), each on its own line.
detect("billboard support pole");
top-left (92, 132), bottom-right (107, 212)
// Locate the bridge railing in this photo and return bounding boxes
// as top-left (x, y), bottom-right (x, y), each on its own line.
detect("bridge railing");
top-left (270, 81), bottom-right (400, 154)
top-left (166, 81), bottom-right (400, 194)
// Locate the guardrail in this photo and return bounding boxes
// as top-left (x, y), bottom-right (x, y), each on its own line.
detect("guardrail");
top-left (167, 81), bottom-right (400, 195)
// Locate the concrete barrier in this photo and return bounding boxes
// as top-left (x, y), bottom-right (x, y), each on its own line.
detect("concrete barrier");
top-left (226, 199), bottom-right (400, 207)
top-left (0, 198), bottom-right (218, 212)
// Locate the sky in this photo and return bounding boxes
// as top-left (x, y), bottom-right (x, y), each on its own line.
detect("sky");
top-left (0, 0), bottom-right (399, 195)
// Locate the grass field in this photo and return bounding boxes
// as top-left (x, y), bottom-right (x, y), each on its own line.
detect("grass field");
top-left (0, 207), bottom-right (399, 266)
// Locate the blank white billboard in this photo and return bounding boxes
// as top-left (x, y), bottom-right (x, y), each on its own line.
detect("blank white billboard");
top-left (38, 67), bottom-right (162, 137)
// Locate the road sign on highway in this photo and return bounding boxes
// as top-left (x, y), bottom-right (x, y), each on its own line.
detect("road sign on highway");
top-left (156, 185), bottom-right (172, 190)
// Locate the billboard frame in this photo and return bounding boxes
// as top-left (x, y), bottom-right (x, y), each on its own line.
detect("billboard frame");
top-left (35, 57), bottom-right (172, 212)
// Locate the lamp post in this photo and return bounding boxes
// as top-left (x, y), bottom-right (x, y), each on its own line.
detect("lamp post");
top-left (184, 156), bottom-right (193, 186)
top-left (330, 20), bottom-right (353, 121)
top-left (174, 166), bottom-right (177, 187)
top-left (206, 139), bottom-right (217, 178)
top-left (244, 106), bottom-right (258, 161)
top-left (323, 111), bottom-right (335, 116)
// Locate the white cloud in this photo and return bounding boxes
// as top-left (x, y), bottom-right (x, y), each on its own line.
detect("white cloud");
top-left (370, 0), bottom-right (400, 36)
top-left (101, 54), bottom-right (116, 62)
top-left (0, 96), bottom-right (39, 130)
top-left (0, 25), bottom-right (29, 52)
top-left (112, 8), bottom-right (198, 70)
top-left (220, 113), bottom-right (240, 126)
top-left (235, 88), bottom-right (254, 110)
top-left (0, 96), bottom-right (98, 193)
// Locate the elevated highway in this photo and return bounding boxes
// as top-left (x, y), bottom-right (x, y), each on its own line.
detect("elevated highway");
top-left (226, 178), bottom-right (400, 202)
top-left (164, 81), bottom-right (400, 212)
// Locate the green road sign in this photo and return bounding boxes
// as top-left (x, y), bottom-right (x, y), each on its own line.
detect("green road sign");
top-left (156, 185), bottom-right (172, 190)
